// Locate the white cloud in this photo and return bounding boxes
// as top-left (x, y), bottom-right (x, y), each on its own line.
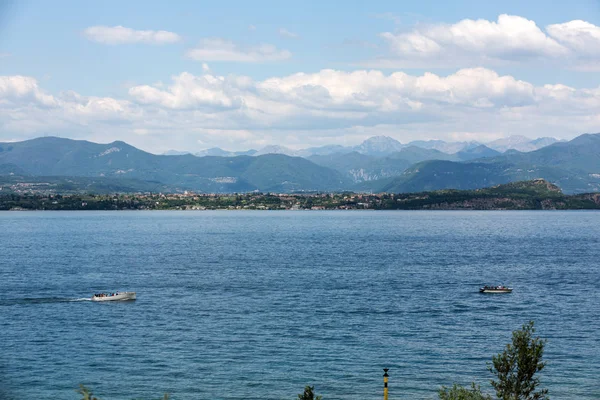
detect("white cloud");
top-left (186, 38), bottom-right (291, 63)
top-left (547, 20), bottom-right (600, 55)
top-left (255, 67), bottom-right (535, 111)
top-left (369, 15), bottom-right (600, 70)
top-left (546, 20), bottom-right (600, 70)
top-left (83, 26), bottom-right (181, 45)
top-left (129, 72), bottom-right (242, 110)
top-left (0, 75), bottom-right (138, 140)
top-left (2, 68), bottom-right (600, 152)
top-left (120, 67), bottom-right (600, 147)
top-left (0, 75), bottom-right (57, 107)
top-left (278, 28), bottom-right (299, 39)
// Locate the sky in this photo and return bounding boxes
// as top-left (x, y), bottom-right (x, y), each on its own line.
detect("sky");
top-left (1, 0), bottom-right (600, 153)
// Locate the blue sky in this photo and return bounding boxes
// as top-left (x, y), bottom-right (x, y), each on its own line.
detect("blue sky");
top-left (1, 0), bottom-right (600, 152)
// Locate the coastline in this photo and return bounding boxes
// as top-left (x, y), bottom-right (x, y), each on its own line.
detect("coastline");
top-left (3, 180), bottom-right (600, 211)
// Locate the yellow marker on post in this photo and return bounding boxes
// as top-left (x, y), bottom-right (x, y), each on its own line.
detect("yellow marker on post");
top-left (383, 368), bottom-right (389, 400)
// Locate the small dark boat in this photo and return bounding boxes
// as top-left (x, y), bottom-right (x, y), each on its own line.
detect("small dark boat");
top-left (479, 285), bottom-right (512, 294)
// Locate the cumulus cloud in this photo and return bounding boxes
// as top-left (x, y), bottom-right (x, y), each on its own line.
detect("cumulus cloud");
top-left (368, 14), bottom-right (600, 70)
top-left (117, 67), bottom-right (600, 142)
top-left (0, 75), bottom-right (138, 140)
top-left (546, 20), bottom-right (600, 70)
top-left (547, 20), bottom-right (600, 54)
top-left (83, 25), bottom-right (181, 45)
top-left (128, 72), bottom-right (243, 110)
top-left (0, 75), bottom-right (57, 107)
top-left (2, 68), bottom-right (600, 151)
top-left (186, 38), bottom-right (291, 62)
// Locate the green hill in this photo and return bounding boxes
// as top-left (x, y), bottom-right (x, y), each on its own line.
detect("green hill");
top-left (378, 133), bottom-right (600, 194)
top-left (0, 137), bottom-right (350, 193)
top-left (3, 134), bottom-right (600, 194)
top-left (0, 163), bottom-right (27, 175)
top-left (0, 175), bottom-right (173, 194)
top-left (391, 179), bottom-right (600, 210)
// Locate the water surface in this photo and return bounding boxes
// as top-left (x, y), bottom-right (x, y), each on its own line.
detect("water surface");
top-left (1, 211), bottom-right (599, 399)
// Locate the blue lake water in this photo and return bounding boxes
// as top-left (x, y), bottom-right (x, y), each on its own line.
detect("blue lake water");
top-left (0, 211), bottom-right (599, 400)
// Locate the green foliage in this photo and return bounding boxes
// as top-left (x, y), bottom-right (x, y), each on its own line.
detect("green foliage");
top-left (489, 321), bottom-right (548, 400)
top-left (77, 385), bottom-right (99, 400)
top-left (297, 385), bottom-right (323, 400)
top-left (76, 385), bottom-right (169, 400)
top-left (438, 383), bottom-right (492, 400)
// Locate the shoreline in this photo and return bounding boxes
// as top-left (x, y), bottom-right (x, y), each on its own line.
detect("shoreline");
top-left (3, 180), bottom-right (600, 211)
top-left (2, 208), bottom-right (599, 212)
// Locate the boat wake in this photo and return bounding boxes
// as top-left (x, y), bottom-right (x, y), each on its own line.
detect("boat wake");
top-left (0, 297), bottom-right (92, 306)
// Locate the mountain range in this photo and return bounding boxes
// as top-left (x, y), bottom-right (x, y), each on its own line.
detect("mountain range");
top-left (0, 134), bottom-right (598, 194)
top-left (164, 135), bottom-right (560, 158)
top-left (376, 134), bottom-right (600, 194)
top-left (0, 138), bottom-right (347, 193)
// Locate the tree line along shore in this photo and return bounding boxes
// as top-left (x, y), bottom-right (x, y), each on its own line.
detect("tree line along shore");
top-left (2, 179), bottom-right (600, 211)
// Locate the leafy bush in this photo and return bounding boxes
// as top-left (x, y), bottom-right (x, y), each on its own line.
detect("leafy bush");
top-left (439, 321), bottom-right (548, 400)
top-left (489, 321), bottom-right (548, 400)
top-left (76, 385), bottom-right (169, 400)
top-left (439, 383), bottom-right (491, 400)
top-left (298, 385), bottom-right (323, 400)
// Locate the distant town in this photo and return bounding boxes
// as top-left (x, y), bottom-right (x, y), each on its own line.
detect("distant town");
top-left (2, 180), bottom-right (600, 211)
top-left (0, 190), bottom-right (389, 211)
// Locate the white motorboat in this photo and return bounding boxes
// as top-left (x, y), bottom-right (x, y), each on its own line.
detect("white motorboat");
top-left (92, 292), bottom-right (136, 302)
top-left (479, 285), bottom-right (512, 294)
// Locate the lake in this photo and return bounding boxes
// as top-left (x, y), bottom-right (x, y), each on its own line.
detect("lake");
top-left (1, 211), bottom-right (599, 399)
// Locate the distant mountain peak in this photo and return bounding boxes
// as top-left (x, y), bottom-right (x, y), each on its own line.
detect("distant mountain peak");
top-left (354, 136), bottom-right (403, 155)
top-left (458, 144), bottom-right (500, 155)
top-left (254, 145), bottom-right (298, 157)
top-left (360, 135), bottom-right (401, 145)
top-left (368, 135), bottom-right (394, 140)
top-left (487, 135), bottom-right (559, 152)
